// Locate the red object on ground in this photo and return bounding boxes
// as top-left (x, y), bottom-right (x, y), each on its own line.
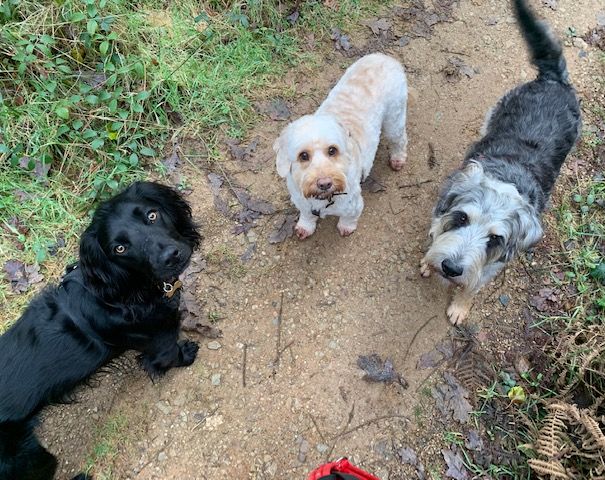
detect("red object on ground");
top-left (307, 457), bottom-right (381, 480)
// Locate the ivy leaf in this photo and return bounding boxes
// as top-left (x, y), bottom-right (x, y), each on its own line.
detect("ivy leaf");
top-left (55, 106), bottom-right (70, 119)
top-left (91, 138), bottom-right (104, 149)
top-left (69, 12), bottom-right (86, 22)
top-left (108, 98), bottom-right (118, 113)
top-left (87, 19), bottom-right (97, 36)
top-left (99, 41), bottom-right (110, 55)
top-left (140, 146), bottom-right (156, 157)
top-left (591, 263), bottom-right (605, 284)
top-left (135, 90), bottom-right (150, 101)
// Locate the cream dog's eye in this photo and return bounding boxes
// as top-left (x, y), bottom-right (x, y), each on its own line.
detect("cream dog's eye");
top-left (148, 211), bottom-right (158, 223)
top-left (299, 151), bottom-right (310, 162)
top-left (115, 245), bottom-right (126, 254)
top-left (327, 146), bottom-right (338, 156)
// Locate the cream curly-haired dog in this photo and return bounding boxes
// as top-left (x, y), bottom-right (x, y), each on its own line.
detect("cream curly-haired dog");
top-left (274, 53), bottom-right (408, 239)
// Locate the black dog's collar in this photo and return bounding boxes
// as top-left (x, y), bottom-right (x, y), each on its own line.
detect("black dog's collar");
top-left (162, 279), bottom-right (183, 298)
top-left (61, 263), bottom-right (183, 300)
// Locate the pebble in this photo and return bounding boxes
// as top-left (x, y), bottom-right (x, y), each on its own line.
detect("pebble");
top-left (157, 452), bottom-right (167, 462)
top-left (211, 373), bottom-right (221, 386)
top-left (316, 443), bottom-right (329, 454)
top-left (514, 355), bottom-right (531, 376)
top-left (572, 37), bottom-right (588, 50)
top-left (207, 341), bottom-right (222, 350)
top-left (246, 231), bottom-right (258, 243)
top-left (297, 438), bottom-right (310, 463)
top-left (499, 294), bottom-right (510, 307)
top-left (155, 401), bottom-right (172, 415)
top-left (205, 414), bottom-right (224, 429)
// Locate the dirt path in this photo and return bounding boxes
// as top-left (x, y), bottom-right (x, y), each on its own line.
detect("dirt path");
top-left (40, 1), bottom-right (604, 478)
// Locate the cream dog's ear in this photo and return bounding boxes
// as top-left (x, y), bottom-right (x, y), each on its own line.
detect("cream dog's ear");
top-left (273, 130), bottom-right (291, 178)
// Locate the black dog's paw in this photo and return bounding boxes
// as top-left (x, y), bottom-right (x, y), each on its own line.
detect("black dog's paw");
top-left (179, 340), bottom-right (199, 366)
top-left (71, 473), bottom-right (93, 480)
top-left (137, 353), bottom-right (166, 379)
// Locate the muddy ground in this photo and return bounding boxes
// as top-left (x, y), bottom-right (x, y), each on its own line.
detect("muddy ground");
top-left (40, 1), bottom-right (605, 478)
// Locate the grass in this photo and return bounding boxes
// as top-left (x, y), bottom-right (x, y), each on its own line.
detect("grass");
top-left (0, 0), bottom-right (383, 328)
top-left (84, 413), bottom-right (129, 479)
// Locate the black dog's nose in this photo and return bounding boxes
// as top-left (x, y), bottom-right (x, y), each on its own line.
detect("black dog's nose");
top-left (441, 259), bottom-right (463, 277)
top-left (161, 246), bottom-right (181, 267)
top-left (316, 177), bottom-right (333, 191)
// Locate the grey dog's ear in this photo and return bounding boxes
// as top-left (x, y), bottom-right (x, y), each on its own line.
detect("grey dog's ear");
top-left (504, 207), bottom-right (543, 261)
top-left (273, 128), bottom-right (291, 178)
top-left (435, 162), bottom-right (484, 214)
top-left (435, 190), bottom-right (458, 215)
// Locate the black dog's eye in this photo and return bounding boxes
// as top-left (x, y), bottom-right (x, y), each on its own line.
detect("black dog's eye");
top-left (114, 245), bottom-right (126, 254)
top-left (298, 151), bottom-right (310, 162)
top-left (487, 234), bottom-right (503, 249)
top-left (327, 146), bottom-right (338, 157)
top-left (147, 210), bottom-right (158, 223)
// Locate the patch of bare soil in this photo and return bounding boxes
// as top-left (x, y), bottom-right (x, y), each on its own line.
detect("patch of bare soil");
top-left (40, 1), bottom-right (605, 478)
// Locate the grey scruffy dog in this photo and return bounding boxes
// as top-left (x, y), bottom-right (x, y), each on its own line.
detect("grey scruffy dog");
top-left (421, 0), bottom-right (581, 324)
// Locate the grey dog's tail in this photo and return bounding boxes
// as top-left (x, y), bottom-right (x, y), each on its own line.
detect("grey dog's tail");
top-left (513, 0), bottom-right (568, 83)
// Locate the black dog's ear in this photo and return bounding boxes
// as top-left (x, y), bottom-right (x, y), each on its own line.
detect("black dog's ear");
top-left (79, 227), bottom-right (126, 300)
top-left (133, 182), bottom-right (201, 248)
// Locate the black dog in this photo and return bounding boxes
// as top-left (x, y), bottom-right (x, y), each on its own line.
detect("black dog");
top-left (0, 182), bottom-right (202, 480)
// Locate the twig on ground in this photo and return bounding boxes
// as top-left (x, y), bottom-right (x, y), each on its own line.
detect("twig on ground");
top-left (398, 179), bottom-right (433, 189)
top-left (403, 315), bottom-right (437, 362)
top-left (242, 343), bottom-right (248, 387)
top-left (428, 142), bottom-right (437, 169)
top-left (214, 161), bottom-right (246, 207)
top-left (331, 413), bottom-right (409, 440)
top-left (279, 340), bottom-right (294, 357)
top-left (440, 48), bottom-right (470, 57)
top-left (309, 414), bottom-right (328, 444)
top-left (191, 407), bottom-right (219, 431)
top-left (272, 292), bottom-right (285, 374)
top-left (326, 402), bottom-right (356, 461)
top-left (390, 201), bottom-right (405, 216)
top-left (415, 358), bottom-right (449, 393)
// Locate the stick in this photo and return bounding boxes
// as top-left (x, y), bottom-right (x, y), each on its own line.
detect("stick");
top-left (427, 142), bottom-right (437, 169)
top-left (326, 402), bottom-right (356, 461)
top-left (272, 292), bottom-right (285, 373)
top-left (403, 315), bottom-right (437, 362)
top-left (441, 48), bottom-right (470, 57)
top-left (398, 179), bottom-right (433, 189)
top-left (309, 414), bottom-right (328, 444)
top-left (331, 414), bottom-right (409, 440)
top-left (389, 201), bottom-right (405, 216)
top-left (242, 343), bottom-right (248, 387)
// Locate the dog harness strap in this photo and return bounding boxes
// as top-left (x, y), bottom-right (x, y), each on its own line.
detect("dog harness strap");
top-left (307, 458), bottom-right (380, 480)
top-left (316, 475), bottom-right (359, 480)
